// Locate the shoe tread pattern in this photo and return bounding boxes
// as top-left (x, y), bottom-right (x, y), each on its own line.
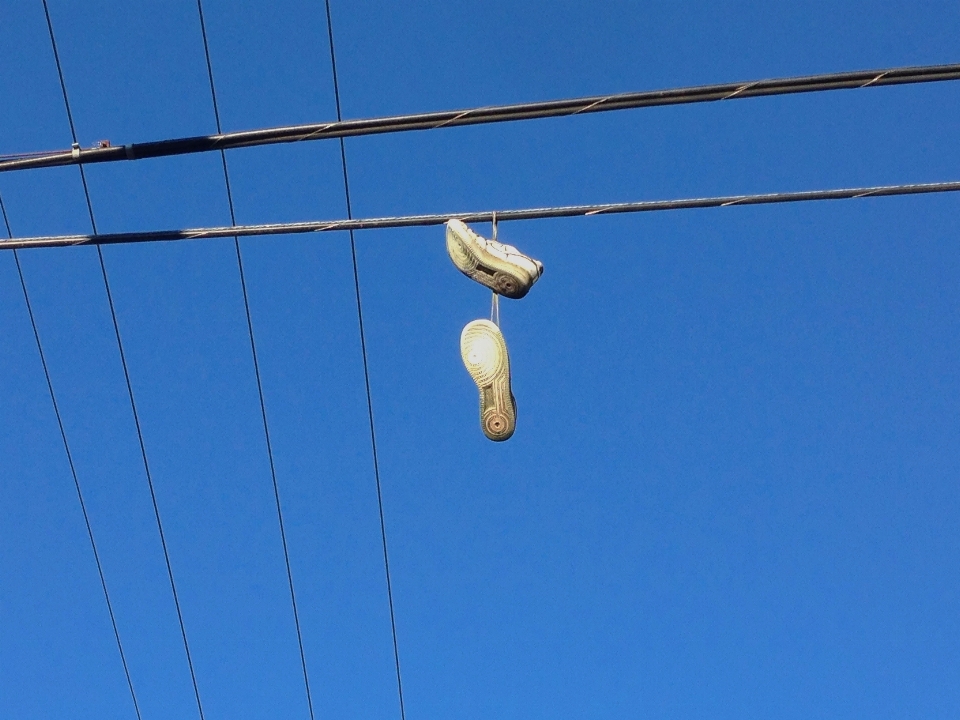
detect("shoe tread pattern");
top-left (446, 223), bottom-right (532, 299)
top-left (460, 319), bottom-right (516, 441)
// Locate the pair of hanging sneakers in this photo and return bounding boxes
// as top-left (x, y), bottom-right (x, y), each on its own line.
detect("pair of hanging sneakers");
top-left (445, 218), bottom-right (544, 442)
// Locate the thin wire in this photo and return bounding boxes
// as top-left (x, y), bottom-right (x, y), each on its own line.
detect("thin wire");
top-left (4, 61), bottom-right (960, 172)
top-left (192, 4), bottom-right (316, 718)
top-left (39, 3), bottom-right (207, 718)
top-left (0, 192), bottom-right (143, 720)
top-left (6, 176), bottom-right (960, 251)
top-left (321, 3), bottom-right (407, 719)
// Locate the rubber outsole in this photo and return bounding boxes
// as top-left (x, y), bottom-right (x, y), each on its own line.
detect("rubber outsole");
top-left (460, 319), bottom-right (516, 441)
top-left (446, 221), bottom-right (535, 299)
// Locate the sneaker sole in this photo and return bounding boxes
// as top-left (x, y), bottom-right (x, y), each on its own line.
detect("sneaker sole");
top-left (460, 319), bottom-right (516, 442)
top-left (446, 223), bottom-right (534, 299)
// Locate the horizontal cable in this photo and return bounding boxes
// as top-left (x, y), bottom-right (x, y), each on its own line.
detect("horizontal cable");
top-left (3, 178), bottom-right (959, 251)
top-left (2, 62), bottom-right (959, 173)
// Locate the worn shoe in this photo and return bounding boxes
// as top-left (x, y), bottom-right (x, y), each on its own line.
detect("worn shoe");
top-left (460, 319), bottom-right (516, 441)
top-left (446, 219), bottom-right (543, 299)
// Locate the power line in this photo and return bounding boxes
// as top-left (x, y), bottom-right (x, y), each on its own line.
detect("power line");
top-left (5, 176), bottom-right (959, 251)
top-left (2, 61), bottom-right (958, 173)
top-left (191, 2), bottom-right (317, 718)
top-left (1, 191), bottom-right (143, 720)
top-left (39, 3), bottom-right (207, 718)
top-left (320, 3), bottom-right (408, 720)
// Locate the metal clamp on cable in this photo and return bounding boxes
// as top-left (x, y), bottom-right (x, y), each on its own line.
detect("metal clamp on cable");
top-left (71, 142), bottom-right (80, 160)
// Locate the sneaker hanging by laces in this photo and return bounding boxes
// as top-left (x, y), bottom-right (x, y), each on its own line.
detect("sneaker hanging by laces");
top-left (445, 218), bottom-right (543, 299)
top-left (460, 318), bottom-right (517, 441)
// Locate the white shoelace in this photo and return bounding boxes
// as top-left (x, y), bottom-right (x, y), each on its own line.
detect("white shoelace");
top-left (490, 291), bottom-right (500, 327)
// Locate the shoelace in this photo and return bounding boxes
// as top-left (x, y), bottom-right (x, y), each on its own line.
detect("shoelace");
top-left (490, 291), bottom-right (500, 327)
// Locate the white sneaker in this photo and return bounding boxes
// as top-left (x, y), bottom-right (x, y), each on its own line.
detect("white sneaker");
top-left (446, 219), bottom-right (544, 299)
top-left (460, 319), bottom-right (516, 441)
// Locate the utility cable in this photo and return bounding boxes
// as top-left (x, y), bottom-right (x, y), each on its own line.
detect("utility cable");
top-left (2, 61), bottom-right (958, 173)
top-left (192, 3), bottom-right (316, 718)
top-left (39, 2), bottom-right (206, 718)
top-left (1, 191), bottom-right (143, 720)
top-left (320, 3), bottom-right (407, 719)
top-left (6, 176), bottom-right (960, 251)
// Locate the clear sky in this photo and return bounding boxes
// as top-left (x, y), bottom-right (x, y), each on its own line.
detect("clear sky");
top-left (2, 1), bottom-right (959, 718)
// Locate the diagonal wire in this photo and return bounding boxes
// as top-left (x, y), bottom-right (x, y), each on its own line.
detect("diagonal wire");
top-left (320, 3), bottom-right (407, 719)
top-left (192, 3), bottom-right (316, 719)
top-left (0, 192), bottom-right (143, 720)
top-left (39, 2), bottom-right (207, 718)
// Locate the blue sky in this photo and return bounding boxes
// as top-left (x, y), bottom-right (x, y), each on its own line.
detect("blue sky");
top-left (2, 1), bottom-right (959, 718)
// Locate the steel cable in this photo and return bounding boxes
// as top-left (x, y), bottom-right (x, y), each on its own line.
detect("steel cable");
top-left (39, 2), bottom-right (206, 718)
top-left (5, 177), bottom-right (960, 250)
top-left (1, 191), bottom-right (143, 720)
top-left (320, 2), bottom-right (408, 719)
top-left (2, 62), bottom-right (959, 173)
top-left (192, 2), bottom-right (317, 718)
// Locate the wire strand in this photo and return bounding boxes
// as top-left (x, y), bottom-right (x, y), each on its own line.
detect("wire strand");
top-left (193, 3), bottom-right (317, 718)
top-left (1, 191), bottom-right (143, 720)
top-left (321, 3), bottom-right (407, 719)
top-left (6, 176), bottom-right (960, 250)
top-left (39, 3), bottom-right (207, 718)
top-left (3, 61), bottom-right (960, 172)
